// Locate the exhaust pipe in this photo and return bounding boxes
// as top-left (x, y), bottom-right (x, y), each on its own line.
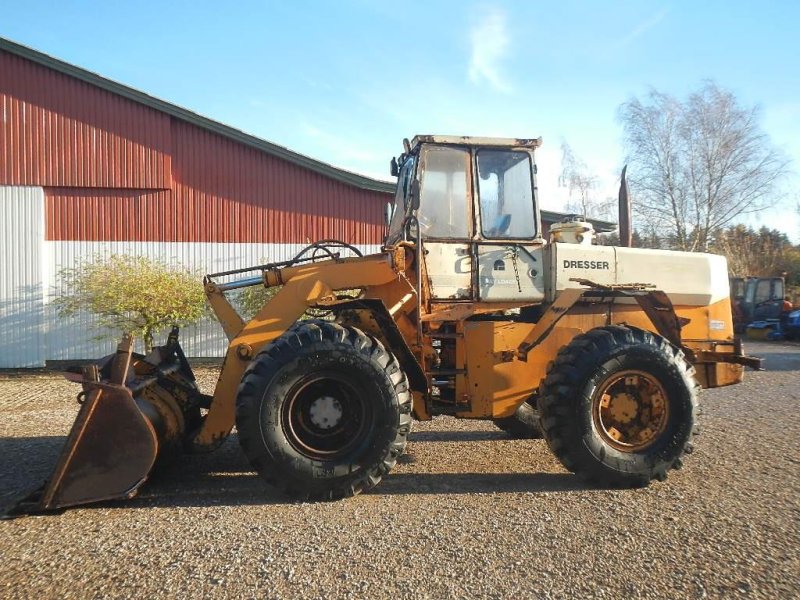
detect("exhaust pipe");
top-left (618, 165), bottom-right (632, 247)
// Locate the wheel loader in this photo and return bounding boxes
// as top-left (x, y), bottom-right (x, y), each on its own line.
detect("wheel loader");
top-left (10, 135), bottom-right (761, 514)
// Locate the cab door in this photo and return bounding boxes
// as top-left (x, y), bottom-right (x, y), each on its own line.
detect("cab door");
top-left (752, 277), bottom-right (785, 321)
top-left (417, 145), bottom-right (474, 301)
top-left (474, 148), bottom-right (545, 303)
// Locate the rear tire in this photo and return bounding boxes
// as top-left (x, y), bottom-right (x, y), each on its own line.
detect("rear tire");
top-left (236, 321), bottom-right (412, 500)
top-left (538, 325), bottom-right (698, 487)
top-left (493, 401), bottom-right (543, 439)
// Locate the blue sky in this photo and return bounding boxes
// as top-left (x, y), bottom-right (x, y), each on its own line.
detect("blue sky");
top-left (2, 1), bottom-right (798, 239)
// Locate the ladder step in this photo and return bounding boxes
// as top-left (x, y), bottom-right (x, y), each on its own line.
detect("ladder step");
top-left (427, 369), bottom-right (466, 377)
top-left (428, 332), bottom-right (463, 340)
top-left (431, 379), bottom-right (456, 387)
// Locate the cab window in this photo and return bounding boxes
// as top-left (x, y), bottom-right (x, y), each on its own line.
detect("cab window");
top-left (730, 278), bottom-right (745, 299)
top-left (755, 280), bottom-right (771, 304)
top-left (386, 156), bottom-right (416, 243)
top-left (477, 149), bottom-right (536, 239)
top-left (418, 146), bottom-right (472, 239)
top-left (773, 279), bottom-right (785, 300)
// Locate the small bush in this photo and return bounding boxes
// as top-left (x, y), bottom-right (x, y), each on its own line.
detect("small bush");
top-left (55, 255), bottom-right (207, 352)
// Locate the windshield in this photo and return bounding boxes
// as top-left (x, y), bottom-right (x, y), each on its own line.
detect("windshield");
top-left (385, 155), bottom-right (416, 244)
top-left (477, 149), bottom-right (536, 239)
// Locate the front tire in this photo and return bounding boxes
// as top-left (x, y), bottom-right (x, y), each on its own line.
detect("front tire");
top-left (538, 326), bottom-right (698, 487)
top-left (236, 321), bottom-right (412, 500)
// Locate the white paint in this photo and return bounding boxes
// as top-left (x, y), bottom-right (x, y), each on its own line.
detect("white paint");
top-left (0, 216), bottom-right (379, 367)
top-left (477, 244), bottom-right (545, 302)
top-left (0, 186), bottom-right (46, 367)
top-left (548, 244), bottom-right (617, 302)
top-left (424, 243), bottom-right (472, 300)
top-left (551, 243), bottom-right (730, 306)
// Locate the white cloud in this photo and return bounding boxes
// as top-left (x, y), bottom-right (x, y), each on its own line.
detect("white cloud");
top-left (615, 7), bottom-right (670, 49)
top-left (468, 6), bottom-right (512, 93)
top-left (247, 97), bottom-right (267, 109)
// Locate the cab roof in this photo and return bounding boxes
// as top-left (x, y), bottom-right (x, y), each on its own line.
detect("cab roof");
top-left (411, 135), bottom-right (543, 150)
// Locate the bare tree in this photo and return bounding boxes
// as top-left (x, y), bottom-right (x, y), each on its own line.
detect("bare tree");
top-left (559, 141), bottom-right (598, 218)
top-left (619, 82), bottom-right (789, 252)
top-left (713, 225), bottom-right (792, 277)
top-left (559, 142), bottom-right (616, 222)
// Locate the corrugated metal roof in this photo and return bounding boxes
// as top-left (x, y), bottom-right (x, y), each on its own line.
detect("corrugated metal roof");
top-left (0, 36), bottom-right (395, 194)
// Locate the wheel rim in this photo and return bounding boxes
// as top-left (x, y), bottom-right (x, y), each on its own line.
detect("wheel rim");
top-left (282, 372), bottom-right (370, 460)
top-left (592, 370), bottom-right (670, 452)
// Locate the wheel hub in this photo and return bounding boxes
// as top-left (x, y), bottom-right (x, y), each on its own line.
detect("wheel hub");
top-left (308, 396), bottom-right (343, 430)
top-left (282, 372), bottom-right (369, 460)
top-left (607, 392), bottom-right (638, 424)
top-left (593, 370), bottom-right (669, 452)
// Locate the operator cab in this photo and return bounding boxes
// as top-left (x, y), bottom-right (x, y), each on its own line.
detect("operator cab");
top-left (386, 135), bottom-right (546, 304)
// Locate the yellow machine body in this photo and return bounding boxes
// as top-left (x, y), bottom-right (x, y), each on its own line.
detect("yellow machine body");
top-left (10, 135), bottom-right (760, 514)
top-left (195, 243), bottom-right (749, 447)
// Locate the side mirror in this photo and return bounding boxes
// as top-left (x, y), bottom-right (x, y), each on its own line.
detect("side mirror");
top-left (390, 157), bottom-right (399, 177)
top-left (409, 179), bottom-right (421, 211)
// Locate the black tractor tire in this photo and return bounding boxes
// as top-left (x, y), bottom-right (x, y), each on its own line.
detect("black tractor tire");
top-left (493, 401), bottom-right (543, 439)
top-left (235, 321), bottom-right (412, 500)
top-left (538, 325), bottom-right (698, 487)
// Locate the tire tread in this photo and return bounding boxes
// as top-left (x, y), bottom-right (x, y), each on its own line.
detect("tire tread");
top-left (538, 325), bottom-right (699, 487)
top-left (235, 320), bottom-right (411, 501)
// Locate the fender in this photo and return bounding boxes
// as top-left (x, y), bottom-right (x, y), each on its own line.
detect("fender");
top-left (332, 298), bottom-right (429, 419)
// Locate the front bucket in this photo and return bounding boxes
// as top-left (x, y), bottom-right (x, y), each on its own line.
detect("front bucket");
top-left (9, 335), bottom-right (159, 515)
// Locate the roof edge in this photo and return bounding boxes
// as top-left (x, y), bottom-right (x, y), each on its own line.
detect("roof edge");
top-left (411, 135), bottom-right (543, 149)
top-left (0, 36), bottom-right (395, 195)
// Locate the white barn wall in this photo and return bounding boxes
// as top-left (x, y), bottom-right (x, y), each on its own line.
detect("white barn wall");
top-left (0, 186), bottom-right (46, 367)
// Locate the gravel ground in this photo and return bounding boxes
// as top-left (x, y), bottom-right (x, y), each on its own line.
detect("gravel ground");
top-left (0, 340), bottom-right (798, 599)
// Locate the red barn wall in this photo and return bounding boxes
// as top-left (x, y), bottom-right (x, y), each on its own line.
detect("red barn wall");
top-left (0, 49), bottom-right (390, 246)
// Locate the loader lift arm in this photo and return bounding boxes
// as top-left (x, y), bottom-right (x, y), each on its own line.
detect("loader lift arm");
top-left (193, 250), bottom-right (411, 449)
